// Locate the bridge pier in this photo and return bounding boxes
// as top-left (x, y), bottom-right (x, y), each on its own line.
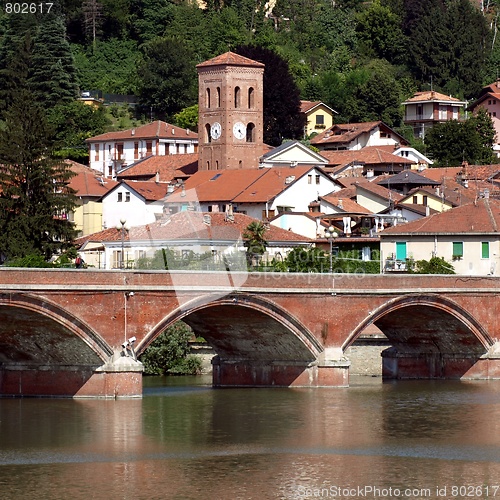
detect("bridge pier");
top-left (382, 347), bottom-right (500, 380)
top-left (0, 353), bottom-right (143, 399)
top-left (212, 355), bottom-right (351, 388)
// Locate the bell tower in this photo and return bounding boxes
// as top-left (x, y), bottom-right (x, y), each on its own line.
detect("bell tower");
top-left (197, 52), bottom-right (264, 171)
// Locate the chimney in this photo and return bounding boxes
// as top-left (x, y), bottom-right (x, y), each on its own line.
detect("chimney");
top-left (435, 186), bottom-right (440, 197)
top-left (155, 171), bottom-right (160, 183)
top-left (337, 199), bottom-right (343, 209)
top-left (425, 205), bottom-right (430, 216)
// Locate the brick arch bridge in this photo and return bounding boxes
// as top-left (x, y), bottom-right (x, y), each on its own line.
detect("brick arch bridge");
top-left (0, 269), bottom-right (499, 398)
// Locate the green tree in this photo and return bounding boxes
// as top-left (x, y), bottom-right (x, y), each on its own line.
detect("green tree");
top-left (469, 107), bottom-right (497, 164)
top-left (425, 114), bottom-right (496, 166)
top-left (174, 105), bottom-right (199, 132)
top-left (30, 15), bottom-right (79, 107)
top-left (409, 256), bottom-right (455, 274)
top-left (139, 321), bottom-right (202, 376)
top-left (284, 247), bottom-right (327, 272)
top-left (356, 1), bottom-right (407, 65)
top-left (47, 101), bottom-right (111, 161)
top-left (235, 46), bottom-right (306, 146)
top-left (137, 37), bottom-right (197, 120)
top-left (0, 45), bottom-right (77, 261)
top-left (243, 221), bottom-right (268, 265)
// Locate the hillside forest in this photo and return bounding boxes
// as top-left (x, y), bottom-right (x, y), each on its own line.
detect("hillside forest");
top-left (1, 0), bottom-right (500, 157)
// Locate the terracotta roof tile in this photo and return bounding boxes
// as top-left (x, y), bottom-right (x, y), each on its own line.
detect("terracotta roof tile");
top-left (116, 154), bottom-right (198, 182)
top-left (77, 211), bottom-right (311, 246)
top-left (196, 51), bottom-right (265, 68)
top-left (86, 121), bottom-right (198, 142)
top-left (320, 192), bottom-right (369, 213)
top-left (300, 100), bottom-right (321, 113)
top-left (402, 91), bottom-right (466, 104)
top-left (310, 122), bottom-right (407, 147)
top-left (114, 181), bottom-right (169, 202)
top-left (354, 180), bottom-right (403, 202)
top-left (381, 198), bottom-right (500, 235)
top-left (320, 147), bottom-right (415, 168)
top-left (66, 160), bottom-right (118, 197)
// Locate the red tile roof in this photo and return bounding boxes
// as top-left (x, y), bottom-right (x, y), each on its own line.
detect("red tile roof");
top-left (402, 91), bottom-right (465, 104)
top-left (86, 121), bottom-right (198, 142)
top-left (310, 122), bottom-right (407, 147)
top-left (66, 160), bottom-right (118, 197)
top-left (108, 181), bottom-right (170, 202)
top-left (165, 166), bottom-right (323, 204)
top-left (196, 51), bottom-right (265, 69)
top-left (381, 198), bottom-right (500, 235)
top-left (77, 211), bottom-right (311, 245)
top-left (354, 180), bottom-right (403, 203)
top-left (418, 167), bottom-right (462, 182)
top-left (117, 154), bottom-right (198, 182)
top-left (320, 192), bottom-right (369, 213)
top-left (300, 101), bottom-right (321, 113)
top-left (320, 147), bottom-right (415, 169)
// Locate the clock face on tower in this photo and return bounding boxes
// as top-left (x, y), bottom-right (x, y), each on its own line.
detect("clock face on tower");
top-left (210, 122), bottom-right (222, 140)
top-left (233, 122), bottom-right (246, 140)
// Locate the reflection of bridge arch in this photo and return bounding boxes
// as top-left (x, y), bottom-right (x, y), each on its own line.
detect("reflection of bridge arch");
top-left (0, 292), bottom-right (113, 366)
top-left (345, 294), bottom-right (493, 354)
top-left (139, 292), bottom-right (323, 363)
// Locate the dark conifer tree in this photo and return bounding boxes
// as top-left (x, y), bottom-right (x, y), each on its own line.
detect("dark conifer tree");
top-left (0, 36), bottom-right (77, 262)
top-left (234, 45), bottom-right (306, 146)
top-left (30, 15), bottom-right (79, 107)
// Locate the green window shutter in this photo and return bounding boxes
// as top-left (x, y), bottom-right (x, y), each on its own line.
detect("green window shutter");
top-left (396, 241), bottom-right (407, 260)
top-left (482, 242), bottom-right (489, 259)
top-left (452, 241), bottom-right (463, 257)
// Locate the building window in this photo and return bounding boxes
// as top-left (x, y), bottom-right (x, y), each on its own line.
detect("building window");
top-left (482, 241), bottom-right (490, 259)
top-left (248, 87), bottom-right (254, 108)
top-left (494, 112), bottom-right (497, 117)
top-left (315, 175), bottom-right (320, 184)
top-left (308, 175), bottom-right (312, 184)
top-left (316, 114), bottom-right (324, 125)
top-left (413, 195), bottom-right (418, 204)
top-left (112, 251), bottom-right (122, 269)
top-left (134, 142), bottom-right (139, 160)
top-left (205, 123), bottom-right (211, 143)
top-left (94, 144), bottom-right (99, 161)
top-left (206, 88), bottom-right (211, 108)
top-left (452, 241), bottom-right (463, 260)
top-left (395, 241), bottom-right (407, 261)
top-left (494, 100), bottom-right (497, 105)
top-left (246, 123), bottom-right (255, 142)
top-left (216, 87), bottom-right (220, 107)
top-left (117, 192), bottom-right (123, 202)
top-left (125, 192), bottom-right (130, 202)
top-left (146, 141), bottom-right (152, 155)
top-left (423, 195), bottom-right (428, 206)
top-left (234, 86), bottom-right (241, 108)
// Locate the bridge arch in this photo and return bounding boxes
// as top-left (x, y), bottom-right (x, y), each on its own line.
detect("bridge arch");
top-left (138, 292), bottom-right (323, 363)
top-left (344, 294), bottom-right (494, 356)
top-left (0, 292), bottom-right (113, 367)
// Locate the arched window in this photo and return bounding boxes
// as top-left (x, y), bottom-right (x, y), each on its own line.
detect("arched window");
top-left (207, 161), bottom-right (210, 170)
top-left (234, 86), bottom-right (241, 108)
top-left (246, 123), bottom-right (255, 143)
top-left (205, 123), bottom-right (211, 143)
top-left (216, 160), bottom-right (219, 170)
top-left (206, 88), bottom-right (211, 108)
top-left (248, 87), bottom-right (254, 108)
top-left (216, 87), bottom-right (221, 107)
top-left (239, 160), bottom-right (243, 168)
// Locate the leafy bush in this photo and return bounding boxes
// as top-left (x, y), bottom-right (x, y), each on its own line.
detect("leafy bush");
top-left (139, 321), bottom-right (202, 376)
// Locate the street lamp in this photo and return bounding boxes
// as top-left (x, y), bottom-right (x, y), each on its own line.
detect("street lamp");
top-left (116, 218), bottom-right (130, 269)
top-left (325, 225), bottom-right (338, 273)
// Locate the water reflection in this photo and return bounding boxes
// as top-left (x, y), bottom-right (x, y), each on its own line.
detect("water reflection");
top-left (1, 377), bottom-right (500, 499)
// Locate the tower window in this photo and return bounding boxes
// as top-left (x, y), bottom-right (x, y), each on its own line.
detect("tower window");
top-left (206, 88), bottom-right (211, 108)
top-left (234, 86), bottom-right (241, 108)
top-left (205, 123), bottom-right (211, 143)
top-left (248, 87), bottom-right (254, 108)
top-left (216, 87), bottom-right (221, 107)
top-left (246, 123), bottom-right (255, 142)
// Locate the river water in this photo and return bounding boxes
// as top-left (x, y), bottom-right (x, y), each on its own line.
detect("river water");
top-left (1, 375), bottom-right (500, 500)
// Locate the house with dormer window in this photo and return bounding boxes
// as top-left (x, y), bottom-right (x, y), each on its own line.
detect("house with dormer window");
top-left (300, 101), bottom-right (338, 137)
